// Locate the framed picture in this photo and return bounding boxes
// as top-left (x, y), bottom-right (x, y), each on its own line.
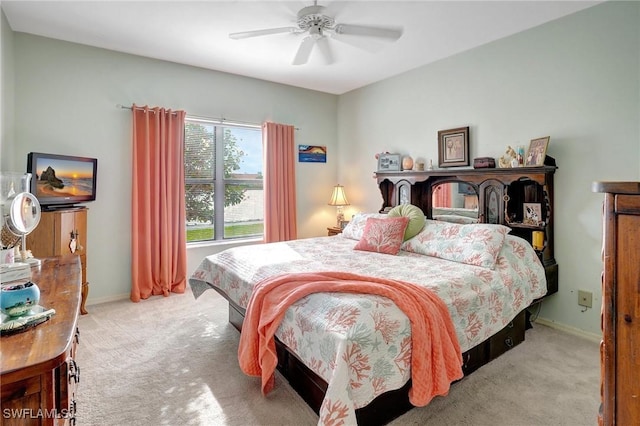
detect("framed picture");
top-left (298, 145), bottom-right (327, 163)
top-left (339, 220), bottom-right (350, 230)
top-left (438, 127), bottom-right (469, 168)
top-left (525, 136), bottom-right (550, 167)
top-left (523, 202), bottom-right (542, 226)
top-left (377, 153), bottom-right (401, 171)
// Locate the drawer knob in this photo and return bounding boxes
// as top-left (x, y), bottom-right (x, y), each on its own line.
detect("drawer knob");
top-left (624, 314), bottom-right (632, 324)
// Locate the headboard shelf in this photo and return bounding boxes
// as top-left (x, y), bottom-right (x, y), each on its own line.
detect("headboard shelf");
top-left (375, 165), bottom-right (558, 298)
top-left (375, 165), bottom-right (556, 185)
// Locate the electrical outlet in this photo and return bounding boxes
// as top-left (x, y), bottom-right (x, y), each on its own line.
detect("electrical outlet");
top-left (578, 290), bottom-right (593, 308)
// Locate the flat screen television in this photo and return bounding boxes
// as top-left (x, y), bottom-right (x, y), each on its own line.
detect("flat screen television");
top-left (26, 152), bottom-right (98, 210)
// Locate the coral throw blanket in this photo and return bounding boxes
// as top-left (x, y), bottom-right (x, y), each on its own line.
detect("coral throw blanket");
top-left (238, 271), bottom-right (463, 411)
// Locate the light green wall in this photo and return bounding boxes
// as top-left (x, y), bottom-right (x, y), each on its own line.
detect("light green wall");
top-left (3, 1), bottom-right (639, 335)
top-left (337, 1), bottom-right (640, 336)
top-left (8, 34), bottom-right (338, 303)
top-left (1, 8), bottom-right (15, 170)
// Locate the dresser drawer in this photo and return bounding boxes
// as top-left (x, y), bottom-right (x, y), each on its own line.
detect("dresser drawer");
top-left (489, 311), bottom-right (525, 359)
top-left (55, 356), bottom-right (79, 420)
top-left (462, 341), bottom-right (489, 374)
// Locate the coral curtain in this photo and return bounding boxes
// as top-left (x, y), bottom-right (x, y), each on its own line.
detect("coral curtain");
top-left (131, 104), bottom-right (187, 302)
top-left (433, 183), bottom-right (452, 207)
top-left (262, 122), bottom-right (297, 243)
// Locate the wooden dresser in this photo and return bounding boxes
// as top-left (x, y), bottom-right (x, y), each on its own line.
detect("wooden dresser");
top-left (26, 208), bottom-right (89, 315)
top-left (593, 181), bottom-right (640, 425)
top-left (1, 256), bottom-right (81, 426)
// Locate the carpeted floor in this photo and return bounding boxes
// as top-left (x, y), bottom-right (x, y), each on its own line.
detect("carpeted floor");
top-left (76, 289), bottom-right (600, 425)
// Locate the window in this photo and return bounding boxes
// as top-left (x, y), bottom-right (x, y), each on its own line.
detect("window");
top-left (184, 118), bottom-right (263, 243)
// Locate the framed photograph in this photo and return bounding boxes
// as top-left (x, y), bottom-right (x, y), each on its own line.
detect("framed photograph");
top-left (438, 126), bottom-right (469, 168)
top-left (377, 153), bottom-right (401, 171)
top-left (523, 202), bottom-right (542, 226)
top-left (525, 136), bottom-right (550, 167)
top-left (339, 220), bottom-right (350, 230)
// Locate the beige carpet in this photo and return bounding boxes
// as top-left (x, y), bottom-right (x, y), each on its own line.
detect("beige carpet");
top-left (76, 289), bottom-right (600, 425)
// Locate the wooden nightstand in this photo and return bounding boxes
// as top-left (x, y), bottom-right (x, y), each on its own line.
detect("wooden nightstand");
top-left (327, 226), bottom-right (342, 236)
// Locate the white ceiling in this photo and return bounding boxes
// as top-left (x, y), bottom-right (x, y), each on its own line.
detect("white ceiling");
top-left (2, 1), bottom-right (600, 95)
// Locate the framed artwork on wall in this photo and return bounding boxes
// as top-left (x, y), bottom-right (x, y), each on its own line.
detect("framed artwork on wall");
top-left (298, 145), bottom-right (327, 163)
top-left (438, 126), bottom-right (469, 168)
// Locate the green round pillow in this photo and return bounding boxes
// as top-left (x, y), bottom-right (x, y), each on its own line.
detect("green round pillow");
top-left (388, 204), bottom-right (426, 241)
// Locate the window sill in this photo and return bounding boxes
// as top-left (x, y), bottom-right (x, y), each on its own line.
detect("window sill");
top-left (187, 237), bottom-right (263, 251)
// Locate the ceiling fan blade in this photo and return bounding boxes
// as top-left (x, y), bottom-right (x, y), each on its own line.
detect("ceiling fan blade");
top-left (292, 36), bottom-right (316, 65)
top-left (333, 24), bottom-right (403, 40)
top-left (229, 27), bottom-right (298, 40)
top-left (329, 32), bottom-right (380, 53)
top-left (316, 37), bottom-right (333, 65)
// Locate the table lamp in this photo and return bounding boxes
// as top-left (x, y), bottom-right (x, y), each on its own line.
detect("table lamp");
top-left (328, 184), bottom-right (349, 227)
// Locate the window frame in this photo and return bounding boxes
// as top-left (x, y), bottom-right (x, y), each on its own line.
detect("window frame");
top-left (184, 116), bottom-right (263, 244)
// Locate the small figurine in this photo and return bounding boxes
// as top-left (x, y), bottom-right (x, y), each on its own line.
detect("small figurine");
top-left (499, 146), bottom-right (518, 168)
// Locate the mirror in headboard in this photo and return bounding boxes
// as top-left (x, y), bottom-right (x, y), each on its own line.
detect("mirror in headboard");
top-left (374, 166), bottom-right (558, 298)
top-left (431, 181), bottom-right (479, 224)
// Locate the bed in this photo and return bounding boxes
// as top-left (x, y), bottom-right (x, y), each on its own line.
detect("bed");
top-left (189, 214), bottom-right (547, 425)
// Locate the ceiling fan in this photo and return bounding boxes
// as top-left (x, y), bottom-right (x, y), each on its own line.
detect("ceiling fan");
top-left (229, 1), bottom-right (403, 66)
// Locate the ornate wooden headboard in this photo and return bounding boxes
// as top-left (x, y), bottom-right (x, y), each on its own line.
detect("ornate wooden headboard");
top-left (374, 165), bottom-right (558, 298)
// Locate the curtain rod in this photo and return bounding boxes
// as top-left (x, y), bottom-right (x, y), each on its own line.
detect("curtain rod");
top-left (117, 104), bottom-right (179, 116)
top-left (117, 104), bottom-right (299, 130)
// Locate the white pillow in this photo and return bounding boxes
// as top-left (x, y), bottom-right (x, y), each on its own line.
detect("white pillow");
top-left (402, 219), bottom-right (511, 270)
top-left (341, 212), bottom-right (387, 240)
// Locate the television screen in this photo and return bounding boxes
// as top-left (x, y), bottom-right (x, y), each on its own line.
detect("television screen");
top-left (27, 152), bottom-right (97, 209)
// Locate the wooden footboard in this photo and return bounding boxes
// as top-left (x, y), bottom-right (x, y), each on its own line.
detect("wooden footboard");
top-left (223, 291), bottom-right (526, 425)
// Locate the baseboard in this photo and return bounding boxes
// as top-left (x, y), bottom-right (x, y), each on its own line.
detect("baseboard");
top-left (86, 293), bottom-right (130, 306)
top-left (534, 317), bottom-right (601, 343)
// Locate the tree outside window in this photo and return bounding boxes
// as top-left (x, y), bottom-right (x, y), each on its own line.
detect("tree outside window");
top-left (185, 120), bottom-right (263, 242)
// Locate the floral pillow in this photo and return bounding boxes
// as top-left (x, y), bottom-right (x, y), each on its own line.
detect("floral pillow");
top-left (402, 219), bottom-right (511, 269)
top-left (341, 212), bottom-right (388, 240)
top-left (354, 216), bottom-right (410, 255)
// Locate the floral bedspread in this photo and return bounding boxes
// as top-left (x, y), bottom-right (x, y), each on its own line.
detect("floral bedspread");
top-left (190, 234), bottom-right (546, 424)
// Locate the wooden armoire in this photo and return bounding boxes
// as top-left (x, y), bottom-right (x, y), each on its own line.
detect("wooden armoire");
top-left (593, 181), bottom-right (640, 425)
top-left (26, 207), bottom-right (89, 314)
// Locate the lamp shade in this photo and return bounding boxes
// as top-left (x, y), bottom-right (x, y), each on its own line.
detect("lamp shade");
top-left (328, 184), bottom-right (349, 206)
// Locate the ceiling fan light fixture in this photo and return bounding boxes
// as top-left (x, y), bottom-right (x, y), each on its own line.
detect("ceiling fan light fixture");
top-left (309, 23), bottom-right (323, 39)
top-left (296, 5), bottom-right (334, 30)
